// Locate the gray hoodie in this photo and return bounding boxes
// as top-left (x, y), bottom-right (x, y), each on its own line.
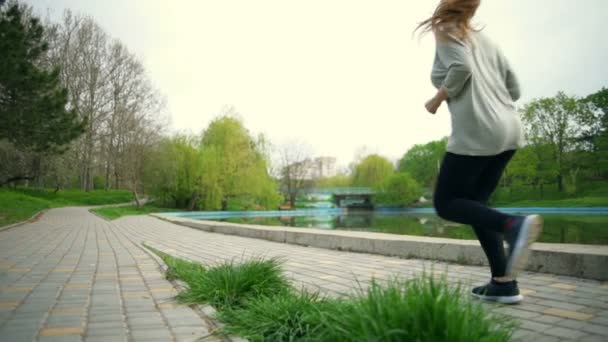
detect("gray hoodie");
top-left (431, 30), bottom-right (525, 156)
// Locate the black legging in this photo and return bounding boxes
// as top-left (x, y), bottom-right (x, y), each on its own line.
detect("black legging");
top-left (433, 150), bottom-right (517, 278)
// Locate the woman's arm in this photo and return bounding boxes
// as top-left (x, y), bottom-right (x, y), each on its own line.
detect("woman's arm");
top-left (425, 86), bottom-right (449, 114)
top-left (425, 32), bottom-right (472, 114)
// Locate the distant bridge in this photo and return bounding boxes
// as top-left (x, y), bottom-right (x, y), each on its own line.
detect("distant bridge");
top-left (303, 187), bottom-right (375, 209)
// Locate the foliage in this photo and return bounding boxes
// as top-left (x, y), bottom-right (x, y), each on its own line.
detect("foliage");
top-left (199, 115), bottom-right (281, 210)
top-left (0, 2), bottom-right (85, 153)
top-left (145, 135), bottom-right (203, 209)
top-left (398, 137), bottom-right (447, 188)
top-left (352, 154), bottom-right (394, 188)
top-left (521, 92), bottom-right (594, 191)
top-left (376, 172), bottom-right (422, 207)
top-left (315, 174), bottom-right (352, 188)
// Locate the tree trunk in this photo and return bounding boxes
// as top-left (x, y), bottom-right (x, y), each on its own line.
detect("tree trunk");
top-left (187, 192), bottom-right (199, 211)
top-left (132, 190), bottom-right (141, 208)
top-left (289, 193), bottom-right (296, 208)
top-left (32, 155), bottom-right (42, 187)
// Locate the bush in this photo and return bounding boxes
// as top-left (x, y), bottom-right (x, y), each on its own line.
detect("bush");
top-left (376, 172), bottom-right (422, 207)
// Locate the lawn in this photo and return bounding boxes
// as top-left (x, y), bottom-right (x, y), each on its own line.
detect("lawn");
top-left (0, 188), bottom-right (133, 227)
top-left (91, 202), bottom-right (178, 220)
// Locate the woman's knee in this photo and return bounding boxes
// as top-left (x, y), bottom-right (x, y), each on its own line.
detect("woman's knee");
top-left (433, 195), bottom-right (450, 220)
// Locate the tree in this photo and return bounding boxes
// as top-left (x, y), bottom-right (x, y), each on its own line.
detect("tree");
top-left (502, 146), bottom-right (539, 198)
top-left (521, 92), bottom-right (592, 191)
top-left (276, 140), bottom-right (313, 207)
top-left (352, 154), bottom-right (394, 188)
top-left (315, 174), bottom-right (352, 188)
top-left (583, 88), bottom-right (608, 177)
top-left (0, 2), bottom-right (84, 185)
top-left (376, 172), bottom-right (422, 207)
top-left (398, 138), bottom-right (447, 189)
top-left (199, 113), bottom-right (280, 210)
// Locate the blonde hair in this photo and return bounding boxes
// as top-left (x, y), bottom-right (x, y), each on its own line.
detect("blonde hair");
top-left (415, 0), bottom-right (481, 40)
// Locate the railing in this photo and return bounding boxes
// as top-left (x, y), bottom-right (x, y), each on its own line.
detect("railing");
top-left (303, 187), bottom-right (375, 195)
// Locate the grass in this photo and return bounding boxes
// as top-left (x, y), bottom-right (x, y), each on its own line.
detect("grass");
top-left (493, 196), bottom-right (608, 207)
top-left (91, 202), bottom-right (178, 220)
top-left (0, 187), bottom-right (133, 227)
top-left (177, 257), bottom-right (291, 310)
top-left (146, 247), bottom-right (516, 341)
top-left (315, 276), bottom-right (515, 342)
top-left (144, 245), bottom-right (206, 287)
top-left (220, 290), bottom-right (327, 341)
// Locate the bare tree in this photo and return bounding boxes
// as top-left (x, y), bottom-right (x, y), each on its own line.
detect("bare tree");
top-left (276, 140), bottom-right (313, 208)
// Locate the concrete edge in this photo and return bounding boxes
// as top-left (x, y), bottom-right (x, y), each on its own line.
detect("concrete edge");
top-left (152, 214), bottom-right (608, 281)
top-left (140, 242), bottom-right (249, 342)
top-left (0, 209), bottom-right (47, 232)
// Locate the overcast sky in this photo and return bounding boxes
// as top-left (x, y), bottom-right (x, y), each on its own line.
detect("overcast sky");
top-left (26, 0), bottom-right (608, 168)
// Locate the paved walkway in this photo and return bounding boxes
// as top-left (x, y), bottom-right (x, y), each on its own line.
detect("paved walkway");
top-left (1, 207), bottom-right (607, 342)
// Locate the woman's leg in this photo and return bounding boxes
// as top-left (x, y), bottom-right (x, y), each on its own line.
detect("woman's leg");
top-left (433, 152), bottom-right (513, 231)
top-left (470, 150), bottom-right (516, 278)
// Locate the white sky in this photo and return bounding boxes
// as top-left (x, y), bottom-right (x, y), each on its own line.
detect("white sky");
top-left (26, 0), bottom-right (608, 168)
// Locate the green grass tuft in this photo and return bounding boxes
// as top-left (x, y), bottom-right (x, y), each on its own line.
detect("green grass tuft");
top-left (143, 245), bottom-right (205, 287)
top-left (220, 290), bottom-right (326, 341)
top-left (315, 274), bottom-right (516, 342)
top-left (175, 257), bottom-right (291, 311)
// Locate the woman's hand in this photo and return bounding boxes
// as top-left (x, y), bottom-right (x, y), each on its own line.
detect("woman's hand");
top-left (425, 86), bottom-right (449, 115)
top-left (425, 97), bottom-right (441, 114)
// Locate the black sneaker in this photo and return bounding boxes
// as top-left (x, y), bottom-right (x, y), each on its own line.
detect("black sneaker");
top-left (504, 215), bottom-right (544, 278)
top-left (471, 280), bottom-right (523, 304)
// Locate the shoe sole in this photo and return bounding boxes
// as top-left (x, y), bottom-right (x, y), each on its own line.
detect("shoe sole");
top-left (506, 215), bottom-right (544, 278)
top-left (471, 292), bottom-right (523, 305)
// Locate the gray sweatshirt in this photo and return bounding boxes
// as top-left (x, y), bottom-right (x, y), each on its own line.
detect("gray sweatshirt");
top-left (431, 30), bottom-right (525, 156)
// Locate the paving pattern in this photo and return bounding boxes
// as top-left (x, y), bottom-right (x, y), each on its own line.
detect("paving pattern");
top-left (1, 207), bottom-right (607, 341)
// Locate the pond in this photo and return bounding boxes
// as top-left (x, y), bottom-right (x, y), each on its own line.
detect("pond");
top-left (180, 208), bottom-right (608, 245)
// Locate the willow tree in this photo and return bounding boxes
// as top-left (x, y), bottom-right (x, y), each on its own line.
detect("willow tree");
top-left (352, 154), bottom-right (395, 188)
top-left (199, 115), bottom-right (280, 210)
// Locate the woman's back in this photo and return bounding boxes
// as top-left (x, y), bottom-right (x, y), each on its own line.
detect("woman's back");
top-left (431, 30), bottom-right (525, 156)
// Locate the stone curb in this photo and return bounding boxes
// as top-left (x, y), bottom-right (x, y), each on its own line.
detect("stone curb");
top-left (140, 242), bottom-right (249, 342)
top-left (153, 214), bottom-right (608, 281)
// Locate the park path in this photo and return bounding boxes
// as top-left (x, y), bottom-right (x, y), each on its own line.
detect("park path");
top-left (1, 207), bottom-right (607, 341)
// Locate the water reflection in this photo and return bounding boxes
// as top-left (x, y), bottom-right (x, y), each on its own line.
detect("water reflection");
top-left (221, 211), bottom-right (608, 245)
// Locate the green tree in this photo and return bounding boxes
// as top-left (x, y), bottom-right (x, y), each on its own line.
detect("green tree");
top-left (521, 92), bottom-right (592, 192)
top-left (398, 138), bottom-right (447, 189)
top-left (583, 88), bottom-right (608, 177)
top-left (0, 2), bottom-right (84, 154)
top-left (144, 135), bottom-right (202, 209)
top-left (352, 154), bottom-right (394, 188)
top-left (376, 172), bottom-right (422, 207)
top-left (199, 115), bottom-right (280, 210)
top-left (315, 174), bottom-right (352, 188)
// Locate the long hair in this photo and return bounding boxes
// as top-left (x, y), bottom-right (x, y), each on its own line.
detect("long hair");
top-left (415, 0), bottom-right (481, 40)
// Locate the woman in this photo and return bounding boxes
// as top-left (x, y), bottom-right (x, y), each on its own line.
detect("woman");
top-left (416, 0), bottom-right (543, 304)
